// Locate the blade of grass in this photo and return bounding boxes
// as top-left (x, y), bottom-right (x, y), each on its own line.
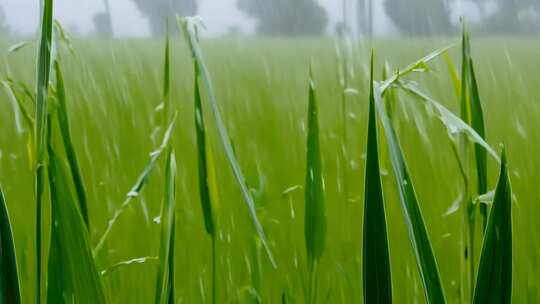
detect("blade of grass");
top-left (155, 150), bottom-right (177, 304)
top-left (100, 257), bottom-right (158, 277)
top-left (178, 17), bottom-right (276, 268)
top-left (373, 81), bottom-right (446, 303)
top-left (363, 54), bottom-right (392, 304)
top-left (0, 185), bottom-right (22, 304)
top-left (94, 117), bottom-right (177, 255)
top-left (35, 0), bottom-right (54, 302)
top-left (305, 67), bottom-right (326, 304)
top-left (193, 59), bottom-right (218, 304)
top-left (53, 60), bottom-right (89, 229)
top-left (163, 19), bottom-right (171, 126)
top-left (194, 61), bottom-right (215, 236)
top-left (468, 60), bottom-right (488, 229)
top-left (472, 150), bottom-right (512, 304)
top-left (46, 142), bottom-right (106, 303)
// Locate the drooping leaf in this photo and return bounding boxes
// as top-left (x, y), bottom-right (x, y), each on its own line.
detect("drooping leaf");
top-left (0, 185), bottom-right (22, 304)
top-left (53, 60), bottom-right (89, 229)
top-left (94, 117), bottom-right (177, 255)
top-left (473, 151), bottom-right (512, 304)
top-left (46, 146), bottom-right (106, 303)
top-left (396, 81), bottom-right (499, 162)
top-left (304, 70), bottom-right (326, 269)
top-left (155, 150), bottom-right (177, 304)
top-left (373, 81), bottom-right (446, 303)
top-left (178, 17), bottom-right (276, 268)
top-left (363, 55), bottom-right (392, 304)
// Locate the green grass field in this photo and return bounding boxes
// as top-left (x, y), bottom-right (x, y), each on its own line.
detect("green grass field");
top-left (1, 35), bottom-right (539, 303)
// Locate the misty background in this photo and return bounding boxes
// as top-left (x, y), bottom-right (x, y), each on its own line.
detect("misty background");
top-left (0, 0), bottom-right (539, 38)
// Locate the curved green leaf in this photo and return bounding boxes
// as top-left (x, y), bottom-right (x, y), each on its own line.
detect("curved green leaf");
top-left (363, 56), bottom-right (392, 304)
top-left (473, 151), bottom-right (512, 304)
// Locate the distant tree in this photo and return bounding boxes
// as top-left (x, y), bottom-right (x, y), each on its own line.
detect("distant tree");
top-left (131, 0), bottom-right (198, 35)
top-left (482, 0), bottom-right (540, 34)
top-left (0, 6), bottom-right (9, 35)
top-left (237, 0), bottom-right (328, 36)
top-left (94, 12), bottom-right (113, 37)
top-left (384, 0), bottom-right (454, 35)
top-left (94, 0), bottom-right (113, 37)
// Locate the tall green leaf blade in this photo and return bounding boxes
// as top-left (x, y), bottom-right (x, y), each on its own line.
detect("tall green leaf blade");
top-left (469, 61), bottom-right (488, 224)
top-left (35, 0), bottom-right (54, 302)
top-left (363, 56), bottom-right (392, 304)
top-left (155, 150), bottom-right (177, 304)
top-left (304, 72), bottom-right (326, 268)
top-left (162, 20), bottom-right (171, 125)
top-left (54, 60), bottom-right (89, 229)
top-left (472, 151), bottom-right (512, 304)
top-left (36, 0), bottom-right (54, 161)
top-left (460, 27), bottom-right (488, 191)
top-left (373, 82), bottom-right (446, 303)
top-left (0, 185), bottom-right (22, 304)
top-left (46, 147), bottom-right (106, 303)
top-left (460, 28), bottom-right (471, 123)
top-left (194, 62), bottom-right (215, 236)
top-left (178, 18), bottom-right (275, 268)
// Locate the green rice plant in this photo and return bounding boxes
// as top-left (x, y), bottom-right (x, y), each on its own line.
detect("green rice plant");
top-left (377, 39), bottom-right (506, 303)
top-left (94, 117), bottom-right (177, 255)
top-left (34, 0), bottom-right (54, 302)
top-left (0, 185), bottom-right (21, 304)
top-left (439, 24), bottom-right (490, 300)
top-left (193, 59), bottom-right (218, 303)
top-left (46, 128), bottom-right (106, 303)
top-left (362, 54), bottom-right (392, 304)
top-left (304, 68), bottom-right (326, 304)
top-left (53, 60), bottom-right (89, 229)
top-left (375, 69), bottom-right (446, 304)
top-left (155, 149), bottom-right (177, 304)
top-left (178, 17), bottom-right (276, 268)
top-left (473, 150), bottom-right (512, 304)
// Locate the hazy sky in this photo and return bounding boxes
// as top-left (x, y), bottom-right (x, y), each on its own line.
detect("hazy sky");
top-left (0, 0), bottom-right (397, 37)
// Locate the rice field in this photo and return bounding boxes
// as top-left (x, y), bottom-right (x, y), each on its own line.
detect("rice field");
top-left (1, 7), bottom-right (539, 304)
